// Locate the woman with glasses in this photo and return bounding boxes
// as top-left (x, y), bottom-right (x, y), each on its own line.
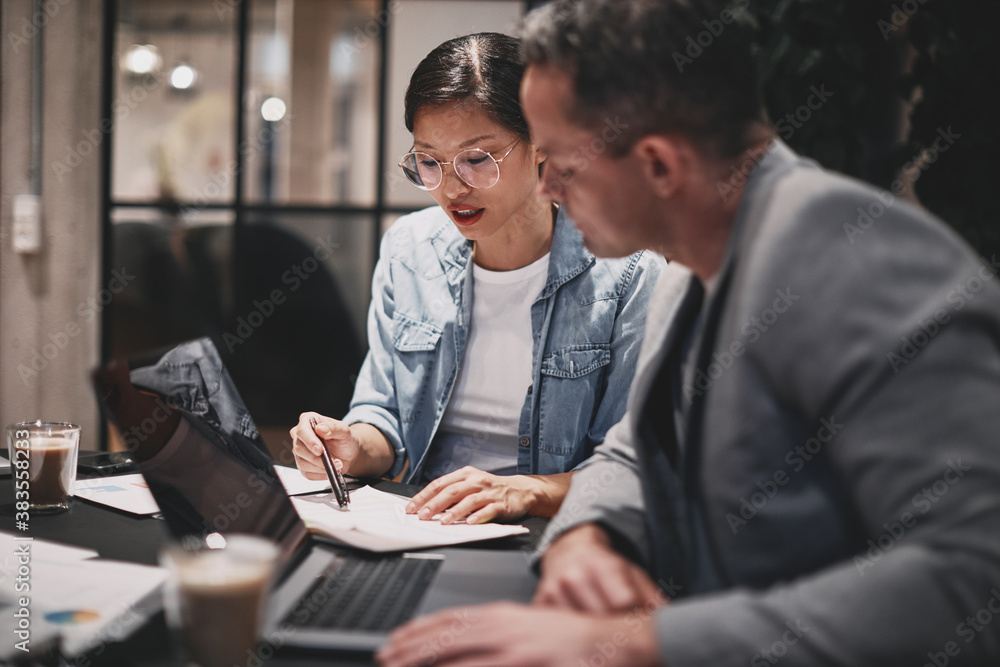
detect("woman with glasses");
top-left (291, 32), bottom-right (664, 524)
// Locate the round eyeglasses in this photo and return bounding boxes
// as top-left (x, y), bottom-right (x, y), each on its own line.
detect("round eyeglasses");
top-left (398, 139), bottom-right (520, 191)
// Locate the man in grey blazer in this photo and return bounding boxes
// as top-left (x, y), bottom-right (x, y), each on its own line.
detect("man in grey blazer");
top-left (376, 1), bottom-right (1000, 666)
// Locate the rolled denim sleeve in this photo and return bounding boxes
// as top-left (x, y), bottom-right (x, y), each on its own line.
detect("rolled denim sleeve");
top-left (341, 232), bottom-right (406, 478)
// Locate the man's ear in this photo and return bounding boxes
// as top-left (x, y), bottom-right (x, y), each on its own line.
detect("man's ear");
top-left (532, 143), bottom-right (548, 166)
top-left (633, 135), bottom-right (684, 199)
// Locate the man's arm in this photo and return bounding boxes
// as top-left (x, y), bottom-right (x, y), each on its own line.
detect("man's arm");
top-left (533, 416), bottom-right (651, 563)
top-left (650, 179), bottom-right (1000, 666)
top-left (534, 264), bottom-right (691, 562)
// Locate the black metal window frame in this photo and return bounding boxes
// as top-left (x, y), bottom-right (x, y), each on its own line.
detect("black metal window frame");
top-left (97, 0), bottom-right (422, 365)
top-left (96, 0), bottom-right (540, 445)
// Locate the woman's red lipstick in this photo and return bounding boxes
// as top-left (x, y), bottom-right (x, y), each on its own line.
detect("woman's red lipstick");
top-left (449, 206), bottom-right (485, 226)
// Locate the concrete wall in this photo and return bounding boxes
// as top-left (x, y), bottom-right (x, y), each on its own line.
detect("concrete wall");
top-left (1, 0), bottom-right (105, 449)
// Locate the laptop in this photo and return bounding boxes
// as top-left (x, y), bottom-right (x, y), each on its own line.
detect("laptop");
top-left (93, 338), bottom-right (538, 653)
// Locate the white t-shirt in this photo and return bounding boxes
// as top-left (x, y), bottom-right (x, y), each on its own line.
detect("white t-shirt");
top-left (422, 252), bottom-right (551, 481)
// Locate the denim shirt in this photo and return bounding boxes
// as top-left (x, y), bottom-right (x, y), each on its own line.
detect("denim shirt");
top-left (343, 206), bottom-right (665, 483)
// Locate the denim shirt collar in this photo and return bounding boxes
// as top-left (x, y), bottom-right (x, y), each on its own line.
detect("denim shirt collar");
top-left (426, 206), bottom-right (594, 294)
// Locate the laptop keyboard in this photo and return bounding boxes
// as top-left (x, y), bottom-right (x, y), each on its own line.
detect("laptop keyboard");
top-left (286, 554), bottom-right (443, 632)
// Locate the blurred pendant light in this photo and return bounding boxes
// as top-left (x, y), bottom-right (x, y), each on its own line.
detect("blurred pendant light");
top-left (170, 62), bottom-right (197, 90)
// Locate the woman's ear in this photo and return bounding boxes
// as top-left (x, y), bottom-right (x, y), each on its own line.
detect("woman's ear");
top-left (633, 135), bottom-right (684, 199)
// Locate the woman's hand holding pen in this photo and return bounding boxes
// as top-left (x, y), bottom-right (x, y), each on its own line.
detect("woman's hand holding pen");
top-left (291, 413), bottom-right (357, 479)
top-left (290, 413), bottom-right (396, 480)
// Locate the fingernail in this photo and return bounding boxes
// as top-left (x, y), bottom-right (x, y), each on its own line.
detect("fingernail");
top-left (405, 502), bottom-right (415, 513)
top-left (441, 513), bottom-right (452, 524)
top-left (418, 508), bottom-right (430, 520)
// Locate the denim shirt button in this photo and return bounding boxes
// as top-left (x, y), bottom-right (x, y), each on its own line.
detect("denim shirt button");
top-left (519, 436), bottom-right (530, 447)
top-left (526, 385), bottom-right (533, 395)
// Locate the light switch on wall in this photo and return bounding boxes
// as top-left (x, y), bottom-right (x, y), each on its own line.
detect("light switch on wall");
top-left (13, 194), bottom-right (42, 254)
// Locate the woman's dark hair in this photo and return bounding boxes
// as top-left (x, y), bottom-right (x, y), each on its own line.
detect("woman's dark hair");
top-left (404, 33), bottom-right (530, 142)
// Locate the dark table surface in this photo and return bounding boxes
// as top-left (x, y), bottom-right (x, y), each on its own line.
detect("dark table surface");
top-left (0, 470), bottom-right (545, 666)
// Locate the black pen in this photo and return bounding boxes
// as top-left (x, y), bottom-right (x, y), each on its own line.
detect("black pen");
top-left (310, 417), bottom-right (350, 509)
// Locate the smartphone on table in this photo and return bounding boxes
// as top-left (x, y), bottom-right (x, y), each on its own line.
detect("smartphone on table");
top-left (77, 450), bottom-right (137, 476)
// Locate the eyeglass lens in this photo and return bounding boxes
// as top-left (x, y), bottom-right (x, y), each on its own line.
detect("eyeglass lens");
top-left (400, 149), bottom-right (501, 190)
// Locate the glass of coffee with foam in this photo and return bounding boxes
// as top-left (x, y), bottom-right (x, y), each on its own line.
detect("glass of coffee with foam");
top-left (160, 534), bottom-right (279, 667)
top-left (7, 421), bottom-right (81, 513)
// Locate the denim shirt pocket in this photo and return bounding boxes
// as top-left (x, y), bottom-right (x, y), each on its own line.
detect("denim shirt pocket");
top-left (540, 344), bottom-right (611, 378)
top-left (536, 344), bottom-right (611, 456)
top-left (392, 311), bottom-right (444, 351)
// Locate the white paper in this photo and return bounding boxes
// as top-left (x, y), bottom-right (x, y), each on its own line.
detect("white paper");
top-left (0, 532), bottom-right (99, 567)
top-left (72, 466), bottom-right (347, 516)
top-left (74, 473), bottom-right (161, 515)
top-left (290, 485), bottom-right (528, 552)
top-left (0, 555), bottom-right (166, 657)
top-left (274, 464), bottom-right (334, 495)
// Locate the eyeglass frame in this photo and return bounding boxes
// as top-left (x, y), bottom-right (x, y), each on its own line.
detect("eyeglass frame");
top-left (397, 138), bottom-right (522, 191)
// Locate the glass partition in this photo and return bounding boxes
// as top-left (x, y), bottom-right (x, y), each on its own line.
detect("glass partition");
top-left (105, 0), bottom-right (526, 448)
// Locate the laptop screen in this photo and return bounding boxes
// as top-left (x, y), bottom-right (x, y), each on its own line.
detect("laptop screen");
top-left (92, 338), bottom-right (310, 569)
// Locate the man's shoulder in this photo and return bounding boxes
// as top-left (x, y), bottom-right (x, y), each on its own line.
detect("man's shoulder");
top-left (748, 161), bottom-right (972, 273)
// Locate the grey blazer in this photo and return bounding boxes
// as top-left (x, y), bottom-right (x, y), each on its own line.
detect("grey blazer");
top-left (539, 141), bottom-right (1000, 666)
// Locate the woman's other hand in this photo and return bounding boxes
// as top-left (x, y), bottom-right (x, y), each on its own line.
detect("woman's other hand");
top-left (404, 467), bottom-right (572, 524)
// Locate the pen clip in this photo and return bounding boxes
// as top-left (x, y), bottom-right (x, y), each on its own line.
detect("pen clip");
top-left (310, 417), bottom-right (350, 509)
